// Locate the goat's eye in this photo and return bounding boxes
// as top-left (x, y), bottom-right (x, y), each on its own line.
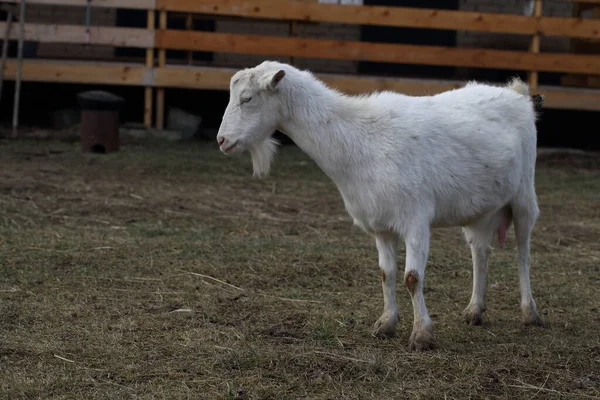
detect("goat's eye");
top-left (240, 97), bottom-right (252, 104)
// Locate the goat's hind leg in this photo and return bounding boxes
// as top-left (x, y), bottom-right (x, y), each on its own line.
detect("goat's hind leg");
top-left (372, 232), bottom-right (400, 338)
top-left (461, 212), bottom-right (498, 326)
top-left (404, 224), bottom-right (435, 350)
top-left (512, 193), bottom-right (543, 326)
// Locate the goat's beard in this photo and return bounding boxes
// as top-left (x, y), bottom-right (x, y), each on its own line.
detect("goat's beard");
top-left (248, 137), bottom-right (279, 178)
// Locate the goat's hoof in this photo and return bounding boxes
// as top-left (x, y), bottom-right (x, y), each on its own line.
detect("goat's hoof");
top-left (408, 322), bottom-right (435, 351)
top-left (521, 302), bottom-right (544, 326)
top-left (372, 312), bottom-right (398, 338)
top-left (462, 304), bottom-right (486, 326)
top-left (522, 309), bottom-right (544, 327)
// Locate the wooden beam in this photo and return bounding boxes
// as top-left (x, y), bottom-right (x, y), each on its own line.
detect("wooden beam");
top-left (288, 19), bottom-right (296, 66)
top-left (144, 10), bottom-right (155, 128)
top-left (2, 59), bottom-right (149, 85)
top-left (528, 0), bottom-right (543, 89)
top-left (561, 74), bottom-right (600, 88)
top-left (154, 66), bottom-right (600, 112)
top-left (0, 22), bottom-right (153, 48)
top-left (185, 13), bottom-right (193, 65)
top-left (6, 60), bottom-right (599, 113)
top-left (3, 0), bottom-right (154, 10)
top-left (321, 75), bottom-right (464, 97)
top-left (156, 10), bottom-right (167, 130)
top-left (154, 66), bottom-right (466, 93)
top-left (156, 0), bottom-right (600, 41)
top-left (12, 0), bottom-right (26, 137)
top-left (156, 30), bottom-right (600, 76)
top-left (0, 12), bottom-right (13, 104)
top-left (155, 65), bottom-right (234, 90)
top-left (554, 0), bottom-right (600, 4)
top-left (535, 85), bottom-right (600, 111)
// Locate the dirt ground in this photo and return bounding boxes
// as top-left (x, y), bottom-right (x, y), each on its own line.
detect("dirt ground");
top-left (1, 137), bottom-right (599, 399)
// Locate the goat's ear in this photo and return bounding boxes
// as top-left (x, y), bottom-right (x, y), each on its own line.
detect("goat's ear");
top-left (267, 70), bottom-right (286, 90)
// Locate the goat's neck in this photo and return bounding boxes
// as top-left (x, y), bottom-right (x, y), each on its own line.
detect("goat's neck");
top-left (278, 85), bottom-right (363, 182)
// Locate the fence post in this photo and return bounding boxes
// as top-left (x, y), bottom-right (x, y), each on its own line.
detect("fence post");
top-left (186, 13), bottom-right (193, 65)
top-left (144, 8), bottom-right (155, 128)
top-left (0, 11), bottom-right (13, 105)
top-left (288, 20), bottom-right (297, 66)
top-left (528, 0), bottom-right (543, 89)
top-left (156, 9), bottom-right (167, 130)
top-left (12, 0), bottom-right (26, 137)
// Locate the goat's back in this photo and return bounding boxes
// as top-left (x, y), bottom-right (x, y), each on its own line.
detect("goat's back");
top-left (351, 82), bottom-right (538, 228)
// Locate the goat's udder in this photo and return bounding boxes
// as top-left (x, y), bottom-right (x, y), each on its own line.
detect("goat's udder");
top-left (496, 207), bottom-right (513, 249)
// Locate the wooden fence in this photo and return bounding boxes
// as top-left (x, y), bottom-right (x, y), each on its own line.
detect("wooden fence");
top-left (2, 0), bottom-right (600, 130)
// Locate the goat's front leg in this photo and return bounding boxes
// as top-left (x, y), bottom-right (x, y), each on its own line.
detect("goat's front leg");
top-left (372, 232), bottom-right (400, 338)
top-left (404, 225), bottom-right (435, 350)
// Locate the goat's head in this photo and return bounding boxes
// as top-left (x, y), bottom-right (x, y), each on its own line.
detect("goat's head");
top-left (217, 62), bottom-right (287, 177)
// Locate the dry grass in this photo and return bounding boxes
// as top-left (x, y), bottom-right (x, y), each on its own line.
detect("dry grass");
top-left (1, 138), bottom-right (599, 399)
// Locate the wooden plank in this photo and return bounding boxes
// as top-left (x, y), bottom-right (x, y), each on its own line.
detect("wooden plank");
top-left (156, 30), bottom-right (600, 76)
top-left (154, 66), bottom-right (600, 112)
top-left (156, 10), bottom-right (167, 130)
top-left (144, 10), bottom-right (155, 128)
top-left (155, 65), bottom-right (234, 90)
top-left (288, 19), bottom-right (296, 66)
top-left (0, 22), bottom-right (153, 48)
top-left (3, 0), bottom-right (154, 10)
top-left (536, 85), bottom-right (600, 111)
top-left (555, 0), bottom-right (600, 4)
top-left (561, 74), bottom-right (600, 88)
top-left (528, 0), bottom-right (543, 89)
top-left (2, 59), bottom-right (148, 85)
top-left (144, 87), bottom-right (153, 127)
top-left (156, 0), bottom-right (600, 41)
top-left (0, 12), bottom-right (13, 104)
top-left (155, 65), bottom-right (467, 93)
top-left (6, 59), bottom-right (598, 112)
top-left (185, 13), bottom-right (193, 65)
top-left (321, 75), bottom-right (464, 97)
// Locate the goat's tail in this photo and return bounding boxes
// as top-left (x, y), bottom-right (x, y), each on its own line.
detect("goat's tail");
top-left (507, 77), bottom-right (530, 96)
top-left (507, 77), bottom-right (545, 113)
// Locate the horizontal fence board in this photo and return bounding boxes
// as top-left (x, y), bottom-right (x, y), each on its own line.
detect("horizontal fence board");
top-left (155, 66), bottom-right (465, 94)
top-left (3, 60), bottom-right (150, 85)
top-left (1, 1), bottom-right (599, 116)
top-left (319, 74), bottom-right (464, 97)
top-left (536, 86), bottom-right (600, 111)
top-left (3, 0), bottom-right (154, 10)
top-left (157, 0), bottom-right (600, 40)
top-left (0, 23), bottom-right (153, 48)
top-left (4, 60), bottom-right (600, 112)
top-left (155, 66), bottom-right (234, 90)
top-left (555, 0), bottom-right (600, 4)
top-left (156, 31), bottom-right (600, 76)
top-left (155, 66), bottom-right (600, 112)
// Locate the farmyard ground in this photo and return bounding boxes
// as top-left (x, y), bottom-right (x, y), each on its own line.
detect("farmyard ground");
top-left (1, 138), bottom-right (599, 399)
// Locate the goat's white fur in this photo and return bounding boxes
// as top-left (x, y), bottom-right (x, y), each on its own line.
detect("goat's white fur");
top-left (217, 61), bottom-right (543, 350)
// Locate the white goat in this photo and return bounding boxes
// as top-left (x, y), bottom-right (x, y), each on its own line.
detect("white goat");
top-left (216, 61), bottom-right (543, 350)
